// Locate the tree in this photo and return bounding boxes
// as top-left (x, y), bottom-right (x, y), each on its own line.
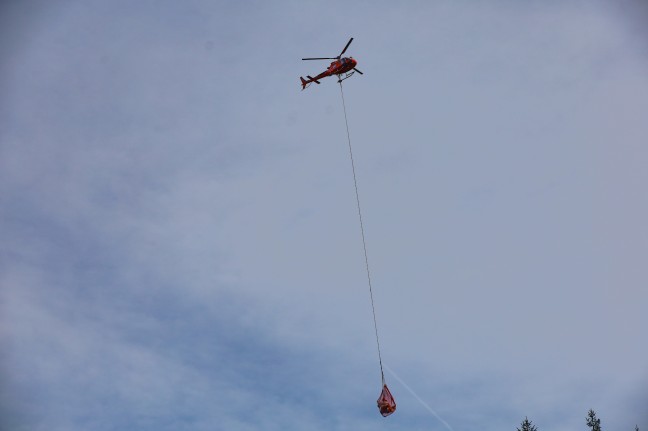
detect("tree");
top-left (517, 417), bottom-right (538, 431)
top-left (586, 409), bottom-right (602, 431)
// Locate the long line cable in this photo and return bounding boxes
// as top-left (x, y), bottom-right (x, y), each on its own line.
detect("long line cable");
top-left (338, 79), bottom-right (385, 385)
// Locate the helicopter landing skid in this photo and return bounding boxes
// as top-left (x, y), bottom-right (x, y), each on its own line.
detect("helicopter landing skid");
top-left (337, 71), bottom-right (355, 83)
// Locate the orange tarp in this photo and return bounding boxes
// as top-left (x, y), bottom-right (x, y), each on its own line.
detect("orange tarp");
top-left (377, 384), bottom-right (396, 417)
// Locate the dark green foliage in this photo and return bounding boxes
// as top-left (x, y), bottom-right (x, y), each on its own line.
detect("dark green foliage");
top-left (517, 417), bottom-right (538, 431)
top-left (512, 409), bottom-right (641, 431)
top-left (586, 409), bottom-right (602, 431)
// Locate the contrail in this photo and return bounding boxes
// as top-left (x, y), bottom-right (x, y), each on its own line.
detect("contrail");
top-left (384, 364), bottom-right (455, 431)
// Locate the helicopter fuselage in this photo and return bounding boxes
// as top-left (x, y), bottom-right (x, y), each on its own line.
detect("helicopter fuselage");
top-left (312, 57), bottom-right (357, 81)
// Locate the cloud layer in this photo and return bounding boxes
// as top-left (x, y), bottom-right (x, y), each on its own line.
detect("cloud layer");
top-left (2, 1), bottom-right (647, 430)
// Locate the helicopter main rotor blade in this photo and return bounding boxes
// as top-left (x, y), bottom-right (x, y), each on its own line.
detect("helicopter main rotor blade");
top-left (302, 57), bottom-right (337, 60)
top-left (338, 37), bottom-right (354, 58)
top-left (353, 68), bottom-right (363, 75)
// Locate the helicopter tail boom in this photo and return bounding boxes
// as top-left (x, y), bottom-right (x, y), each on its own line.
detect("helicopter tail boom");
top-left (300, 76), bottom-right (321, 90)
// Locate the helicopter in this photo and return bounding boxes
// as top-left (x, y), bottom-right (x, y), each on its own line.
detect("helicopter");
top-left (300, 37), bottom-right (363, 90)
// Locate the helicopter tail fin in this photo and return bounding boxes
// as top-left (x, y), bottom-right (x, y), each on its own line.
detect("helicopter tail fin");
top-left (300, 76), bottom-right (309, 90)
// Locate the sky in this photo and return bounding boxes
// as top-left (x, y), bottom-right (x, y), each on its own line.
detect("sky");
top-left (1, 1), bottom-right (647, 430)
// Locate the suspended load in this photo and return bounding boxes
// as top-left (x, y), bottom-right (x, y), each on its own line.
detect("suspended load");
top-left (377, 384), bottom-right (397, 417)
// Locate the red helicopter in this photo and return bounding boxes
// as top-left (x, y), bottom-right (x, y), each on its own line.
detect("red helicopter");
top-left (300, 38), bottom-right (363, 90)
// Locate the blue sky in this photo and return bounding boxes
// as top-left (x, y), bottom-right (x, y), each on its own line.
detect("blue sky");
top-left (1, 1), bottom-right (647, 430)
